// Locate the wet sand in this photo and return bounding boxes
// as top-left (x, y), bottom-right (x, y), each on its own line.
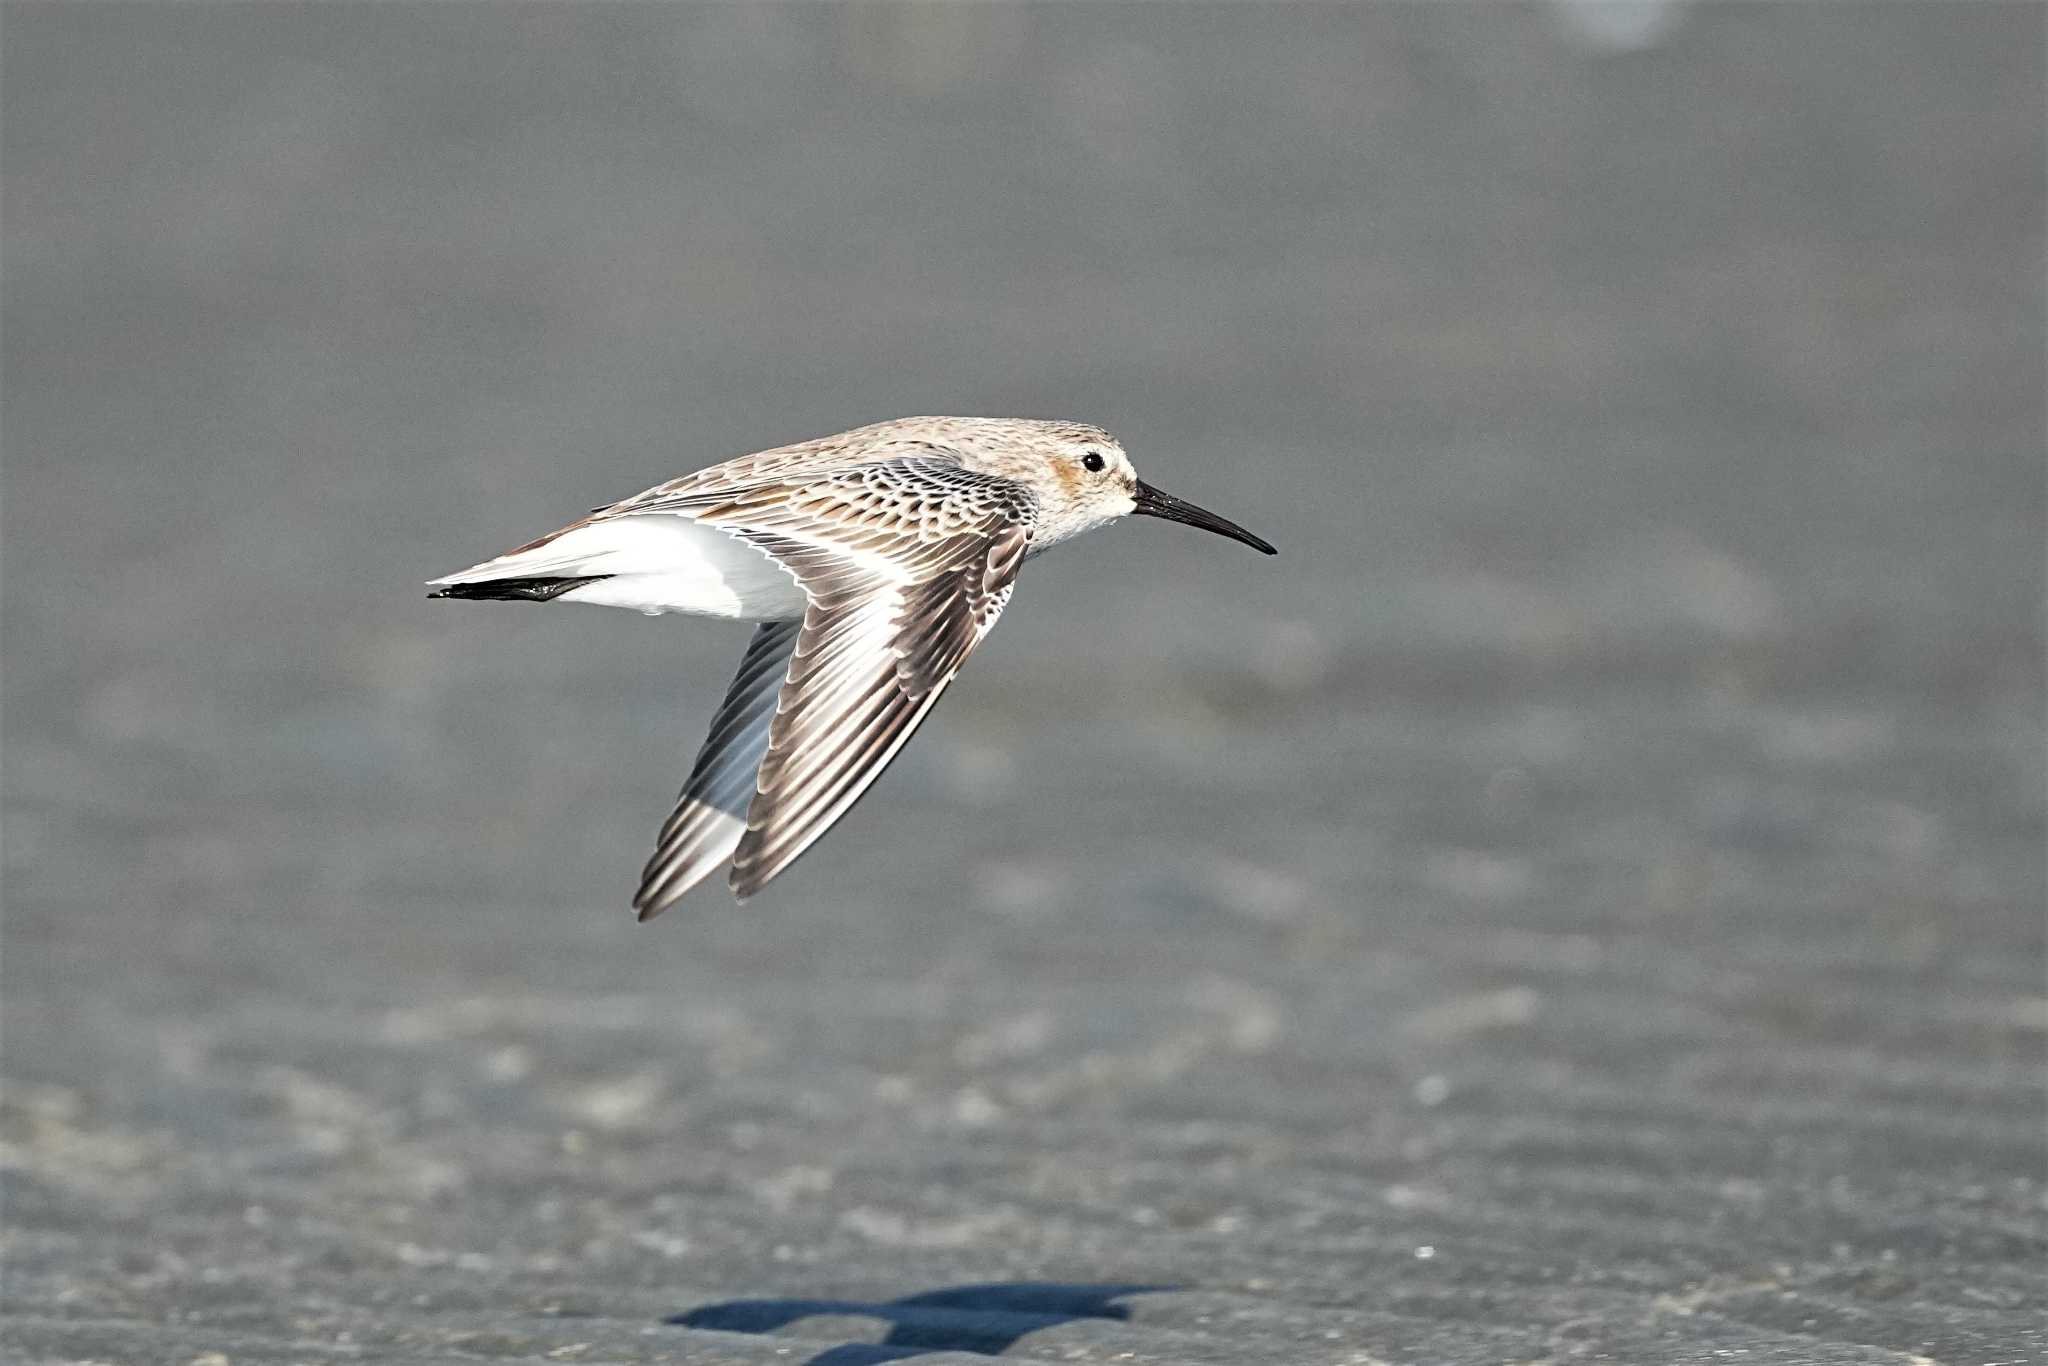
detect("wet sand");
top-left (4, 6), bottom-right (2042, 1362)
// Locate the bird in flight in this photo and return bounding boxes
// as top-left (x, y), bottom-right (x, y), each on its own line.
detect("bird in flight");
top-left (429, 416), bottom-right (1275, 918)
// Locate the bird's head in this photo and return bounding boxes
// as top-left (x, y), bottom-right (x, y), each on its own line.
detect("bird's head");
top-left (931, 417), bottom-right (1277, 555)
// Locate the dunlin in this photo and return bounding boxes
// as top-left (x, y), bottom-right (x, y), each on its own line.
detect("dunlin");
top-left (430, 416), bottom-right (1275, 916)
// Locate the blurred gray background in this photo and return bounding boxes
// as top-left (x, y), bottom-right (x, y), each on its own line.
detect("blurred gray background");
top-left (4, 4), bottom-right (2043, 1363)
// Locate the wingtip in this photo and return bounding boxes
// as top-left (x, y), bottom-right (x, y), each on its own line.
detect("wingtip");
top-left (633, 875), bottom-right (675, 922)
top-left (726, 854), bottom-right (774, 903)
top-left (635, 873), bottom-right (697, 920)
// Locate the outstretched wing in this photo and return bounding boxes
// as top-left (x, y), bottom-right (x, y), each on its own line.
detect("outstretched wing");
top-left (629, 454), bottom-right (1039, 908)
top-left (634, 620), bottom-right (801, 921)
top-left (726, 519), bottom-right (1029, 899)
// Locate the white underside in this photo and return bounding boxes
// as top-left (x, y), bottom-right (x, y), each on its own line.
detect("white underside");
top-left (429, 514), bottom-right (810, 620)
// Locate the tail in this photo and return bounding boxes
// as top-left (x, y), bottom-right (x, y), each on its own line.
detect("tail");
top-left (426, 513), bottom-right (787, 618)
top-left (427, 576), bottom-right (608, 603)
top-left (427, 516), bottom-right (615, 603)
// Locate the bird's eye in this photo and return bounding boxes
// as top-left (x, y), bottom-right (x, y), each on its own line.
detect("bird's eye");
top-left (1081, 451), bottom-right (1107, 473)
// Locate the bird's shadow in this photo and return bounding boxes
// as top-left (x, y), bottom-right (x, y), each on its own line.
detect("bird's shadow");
top-left (672, 1280), bottom-right (1174, 1364)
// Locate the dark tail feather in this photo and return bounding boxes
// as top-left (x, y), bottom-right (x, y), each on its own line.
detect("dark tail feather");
top-left (427, 575), bottom-right (609, 603)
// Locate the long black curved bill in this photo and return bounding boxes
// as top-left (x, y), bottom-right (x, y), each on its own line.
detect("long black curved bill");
top-left (1131, 481), bottom-right (1277, 555)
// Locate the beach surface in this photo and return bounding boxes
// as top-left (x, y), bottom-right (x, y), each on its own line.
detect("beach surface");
top-left (5, 6), bottom-right (2042, 1362)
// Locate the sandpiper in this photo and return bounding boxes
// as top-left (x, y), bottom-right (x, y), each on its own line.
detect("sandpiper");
top-left (430, 416), bottom-right (1275, 916)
